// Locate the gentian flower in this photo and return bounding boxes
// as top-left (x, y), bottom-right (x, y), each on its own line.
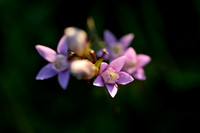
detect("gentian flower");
top-left (97, 30), bottom-right (134, 61)
top-left (93, 56), bottom-right (134, 98)
top-left (35, 36), bottom-right (70, 89)
top-left (123, 47), bottom-right (151, 80)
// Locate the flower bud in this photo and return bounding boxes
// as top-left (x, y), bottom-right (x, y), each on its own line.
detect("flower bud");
top-left (64, 27), bottom-right (89, 56)
top-left (70, 60), bottom-right (97, 80)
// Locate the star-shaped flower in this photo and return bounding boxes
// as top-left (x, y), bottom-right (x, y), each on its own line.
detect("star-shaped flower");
top-left (123, 47), bottom-right (151, 80)
top-left (97, 30), bottom-right (134, 61)
top-left (35, 36), bottom-right (70, 89)
top-left (93, 56), bottom-right (134, 98)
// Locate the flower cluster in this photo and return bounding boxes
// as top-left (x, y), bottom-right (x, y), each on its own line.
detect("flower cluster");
top-left (36, 27), bottom-right (151, 98)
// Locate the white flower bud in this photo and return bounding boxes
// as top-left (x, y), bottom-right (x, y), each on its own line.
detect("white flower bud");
top-left (64, 27), bottom-right (89, 56)
top-left (70, 60), bottom-right (97, 80)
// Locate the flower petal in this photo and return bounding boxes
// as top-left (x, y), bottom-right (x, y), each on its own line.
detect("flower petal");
top-left (93, 75), bottom-right (105, 87)
top-left (123, 47), bottom-right (137, 61)
top-left (57, 35), bottom-right (68, 55)
top-left (106, 84), bottom-right (118, 98)
top-left (99, 62), bottom-right (108, 74)
top-left (58, 70), bottom-right (70, 89)
top-left (97, 49), bottom-right (103, 57)
top-left (117, 72), bottom-right (134, 85)
top-left (126, 67), bottom-right (137, 75)
top-left (36, 45), bottom-right (57, 62)
top-left (108, 56), bottom-right (126, 72)
top-left (104, 30), bottom-right (117, 46)
top-left (36, 63), bottom-right (57, 80)
top-left (133, 68), bottom-right (146, 80)
top-left (137, 54), bottom-right (151, 67)
top-left (119, 33), bottom-right (134, 48)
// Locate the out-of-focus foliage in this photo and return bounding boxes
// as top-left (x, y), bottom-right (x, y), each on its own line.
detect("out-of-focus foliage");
top-left (0, 0), bottom-right (200, 132)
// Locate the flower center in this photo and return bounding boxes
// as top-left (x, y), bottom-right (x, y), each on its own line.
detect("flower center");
top-left (110, 44), bottom-right (124, 59)
top-left (52, 54), bottom-right (68, 72)
top-left (101, 68), bottom-right (119, 84)
top-left (125, 59), bottom-right (137, 69)
top-left (113, 45), bottom-right (121, 54)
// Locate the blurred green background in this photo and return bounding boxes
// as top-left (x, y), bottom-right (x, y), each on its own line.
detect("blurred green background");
top-left (0, 0), bottom-right (200, 132)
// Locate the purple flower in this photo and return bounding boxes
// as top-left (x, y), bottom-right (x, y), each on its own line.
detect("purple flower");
top-left (35, 36), bottom-right (70, 89)
top-left (93, 56), bottom-right (134, 98)
top-left (123, 47), bottom-right (151, 80)
top-left (97, 30), bottom-right (134, 61)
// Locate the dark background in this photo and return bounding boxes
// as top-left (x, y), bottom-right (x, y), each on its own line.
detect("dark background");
top-left (0, 0), bottom-right (200, 132)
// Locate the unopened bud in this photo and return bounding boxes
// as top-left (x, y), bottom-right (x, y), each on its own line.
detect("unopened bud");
top-left (70, 60), bottom-right (97, 80)
top-left (64, 27), bottom-right (89, 56)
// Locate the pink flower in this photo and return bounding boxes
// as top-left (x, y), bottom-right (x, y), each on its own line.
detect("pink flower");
top-left (97, 30), bottom-right (134, 61)
top-left (35, 36), bottom-right (70, 89)
top-left (93, 56), bottom-right (134, 98)
top-left (123, 47), bottom-right (151, 80)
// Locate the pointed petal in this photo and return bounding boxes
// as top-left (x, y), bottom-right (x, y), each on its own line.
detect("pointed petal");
top-left (36, 45), bottom-right (57, 62)
top-left (93, 75), bottom-right (105, 87)
top-left (108, 56), bottom-right (126, 72)
top-left (58, 70), bottom-right (70, 89)
top-left (123, 47), bottom-right (137, 61)
top-left (117, 72), bottom-right (134, 85)
top-left (97, 49), bottom-right (103, 57)
top-left (57, 35), bottom-right (68, 55)
top-left (133, 68), bottom-right (146, 80)
top-left (106, 84), bottom-right (118, 98)
top-left (137, 54), bottom-right (151, 67)
top-left (36, 63), bottom-right (57, 80)
top-left (104, 30), bottom-right (117, 46)
top-left (99, 62), bottom-right (108, 74)
top-left (119, 33), bottom-right (134, 48)
top-left (126, 67), bottom-right (137, 75)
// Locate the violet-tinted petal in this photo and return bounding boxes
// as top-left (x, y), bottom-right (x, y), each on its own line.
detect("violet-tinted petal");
top-left (137, 54), bottom-right (151, 67)
top-left (126, 67), bottom-right (137, 75)
top-left (36, 45), bottom-right (57, 62)
top-left (58, 70), bottom-right (70, 89)
top-left (108, 56), bottom-right (126, 72)
top-left (57, 35), bottom-right (68, 55)
top-left (99, 62), bottom-right (108, 74)
top-left (93, 75), bottom-right (105, 87)
top-left (119, 33), bottom-right (134, 48)
top-left (117, 72), bottom-right (134, 85)
top-left (97, 49), bottom-right (103, 57)
top-left (133, 68), bottom-right (146, 80)
top-left (36, 63), bottom-right (57, 80)
top-left (106, 84), bottom-right (118, 98)
top-left (104, 30), bottom-right (117, 46)
top-left (123, 47), bottom-right (137, 61)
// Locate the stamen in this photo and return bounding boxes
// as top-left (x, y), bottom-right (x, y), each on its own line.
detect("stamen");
top-left (100, 48), bottom-right (109, 58)
top-left (101, 68), bottom-right (119, 84)
top-left (90, 49), bottom-right (97, 63)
